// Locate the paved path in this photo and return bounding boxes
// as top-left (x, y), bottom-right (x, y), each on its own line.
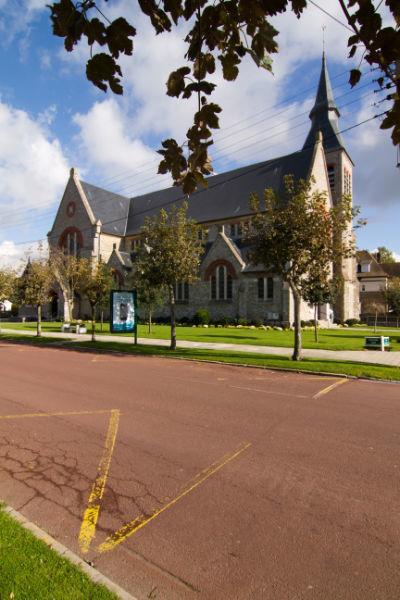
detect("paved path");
top-left (0, 343), bottom-right (400, 599)
top-left (2, 327), bottom-right (400, 367)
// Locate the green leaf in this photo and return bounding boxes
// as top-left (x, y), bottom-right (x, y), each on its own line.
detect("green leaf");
top-left (349, 68), bottom-right (362, 87)
top-left (219, 52), bottom-right (240, 81)
top-left (86, 54), bottom-right (123, 94)
top-left (166, 66), bottom-right (191, 97)
top-left (106, 17), bottom-right (136, 58)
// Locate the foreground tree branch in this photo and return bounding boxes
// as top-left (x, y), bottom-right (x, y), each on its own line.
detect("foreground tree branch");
top-left (48, 0), bottom-right (400, 193)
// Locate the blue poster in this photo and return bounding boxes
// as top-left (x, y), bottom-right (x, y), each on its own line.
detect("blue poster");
top-left (110, 290), bottom-right (136, 333)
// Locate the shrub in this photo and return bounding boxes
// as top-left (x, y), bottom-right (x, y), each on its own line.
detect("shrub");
top-left (193, 309), bottom-right (210, 325)
top-left (345, 318), bottom-right (360, 327)
top-left (237, 318), bottom-right (248, 326)
top-left (251, 318), bottom-right (263, 327)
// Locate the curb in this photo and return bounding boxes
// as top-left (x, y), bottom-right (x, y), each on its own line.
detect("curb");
top-left (3, 505), bottom-right (137, 600)
top-left (1, 334), bottom-right (399, 385)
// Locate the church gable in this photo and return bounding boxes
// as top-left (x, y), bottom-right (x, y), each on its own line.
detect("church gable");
top-left (201, 232), bottom-right (245, 280)
top-left (48, 168), bottom-right (96, 255)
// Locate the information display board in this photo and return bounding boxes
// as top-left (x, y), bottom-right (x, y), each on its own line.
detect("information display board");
top-left (110, 290), bottom-right (137, 334)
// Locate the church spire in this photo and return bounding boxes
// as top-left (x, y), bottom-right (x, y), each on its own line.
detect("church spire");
top-left (303, 53), bottom-right (344, 152)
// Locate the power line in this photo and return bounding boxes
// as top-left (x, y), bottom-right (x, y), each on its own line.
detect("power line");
top-left (0, 71), bottom-right (373, 224)
top-left (95, 66), bottom-right (371, 190)
top-left (308, 0), bottom-right (354, 33)
top-left (0, 82), bottom-right (383, 229)
top-left (6, 110), bottom-right (387, 251)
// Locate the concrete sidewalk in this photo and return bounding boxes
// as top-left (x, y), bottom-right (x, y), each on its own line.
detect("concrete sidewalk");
top-left (2, 327), bottom-right (400, 367)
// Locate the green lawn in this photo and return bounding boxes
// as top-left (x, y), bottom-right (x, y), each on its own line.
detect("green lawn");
top-left (0, 506), bottom-right (117, 600)
top-left (1, 332), bottom-right (399, 381)
top-left (2, 321), bottom-right (400, 352)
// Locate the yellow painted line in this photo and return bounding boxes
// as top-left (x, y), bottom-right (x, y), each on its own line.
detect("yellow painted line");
top-left (79, 409), bottom-right (120, 554)
top-left (230, 385), bottom-right (308, 399)
top-left (98, 441), bottom-right (251, 553)
top-left (313, 378), bottom-right (349, 399)
top-left (0, 409), bottom-right (113, 421)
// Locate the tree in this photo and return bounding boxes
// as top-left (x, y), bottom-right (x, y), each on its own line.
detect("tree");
top-left (0, 268), bottom-right (16, 334)
top-left (375, 246), bottom-right (396, 264)
top-left (368, 300), bottom-right (382, 332)
top-left (135, 278), bottom-right (165, 334)
top-left (50, 249), bottom-right (86, 322)
top-left (136, 202), bottom-right (203, 349)
top-left (78, 259), bottom-right (114, 341)
top-left (303, 274), bottom-right (339, 342)
top-left (385, 277), bottom-right (400, 317)
top-left (17, 260), bottom-right (53, 337)
top-left (247, 175), bottom-right (355, 361)
top-left (48, 0), bottom-right (400, 193)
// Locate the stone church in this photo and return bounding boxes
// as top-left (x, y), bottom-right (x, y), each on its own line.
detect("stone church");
top-left (48, 54), bottom-right (360, 325)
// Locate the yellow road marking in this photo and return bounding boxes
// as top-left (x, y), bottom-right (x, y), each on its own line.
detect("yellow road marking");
top-left (230, 385), bottom-right (308, 399)
top-left (79, 409), bottom-right (120, 554)
top-left (98, 441), bottom-right (251, 553)
top-left (0, 409), bottom-right (112, 420)
top-left (313, 378), bottom-right (349, 399)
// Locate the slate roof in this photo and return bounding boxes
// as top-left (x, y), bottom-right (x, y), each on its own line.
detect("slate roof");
top-left (125, 147), bottom-right (315, 235)
top-left (78, 147), bottom-right (315, 238)
top-left (356, 250), bottom-right (388, 278)
top-left (381, 263), bottom-right (400, 278)
top-left (303, 53), bottom-right (345, 154)
top-left (80, 181), bottom-right (130, 236)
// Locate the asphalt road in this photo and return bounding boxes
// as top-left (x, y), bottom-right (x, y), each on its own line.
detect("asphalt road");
top-left (0, 342), bottom-right (400, 599)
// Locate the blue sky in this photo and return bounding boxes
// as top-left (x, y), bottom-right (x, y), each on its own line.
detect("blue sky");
top-left (0, 0), bottom-right (399, 265)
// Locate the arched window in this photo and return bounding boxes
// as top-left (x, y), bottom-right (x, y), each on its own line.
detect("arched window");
top-left (175, 282), bottom-right (189, 302)
top-left (211, 265), bottom-right (232, 300)
top-left (257, 277), bottom-right (274, 300)
top-left (58, 227), bottom-right (83, 257)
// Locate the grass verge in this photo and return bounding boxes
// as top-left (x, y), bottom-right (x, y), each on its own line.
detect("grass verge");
top-left (1, 332), bottom-right (399, 382)
top-left (0, 505), bottom-right (117, 600)
top-left (2, 321), bottom-right (400, 351)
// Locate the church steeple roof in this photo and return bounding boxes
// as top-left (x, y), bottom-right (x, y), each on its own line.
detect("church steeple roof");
top-left (303, 52), bottom-right (344, 152)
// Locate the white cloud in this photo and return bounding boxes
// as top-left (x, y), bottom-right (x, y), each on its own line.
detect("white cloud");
top-left (63, 0), bottom-right (399, 229)
top-left (0, 0), bottom-right (47, 45)
top-left (349, 95), bottom-right (400, 211)
top-left (0, 102), bottom-right (69, 225)
top-left (0, 240), bottom-right (46, 270)
top-left (72, 98), bottom-right (172, 194)
top-left (39, 49), bottom-right (52, 70)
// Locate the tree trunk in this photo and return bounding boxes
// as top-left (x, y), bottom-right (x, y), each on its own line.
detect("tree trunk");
top-left (169, 286), bottom-right (176, 350)
top-left (290, 283), bottom-right (302, 361)
top-left (148, 308), bottom-right (153, 334)
top-left (63, 292), bottom-right (74, 323)
top-left (374, 309), bottom-right (378, 333)
top-left (101, 310), bottom-right (104, 332)
top-left (37, 305), bottom-right (42, 337)
top-left (91, 305), bottom-right (96, 342)
top-left (314, 304), bottom-right (319, 342)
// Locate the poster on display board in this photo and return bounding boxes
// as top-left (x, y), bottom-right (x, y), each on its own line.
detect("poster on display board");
top-left (110, 290), bottom-right (137, 333)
